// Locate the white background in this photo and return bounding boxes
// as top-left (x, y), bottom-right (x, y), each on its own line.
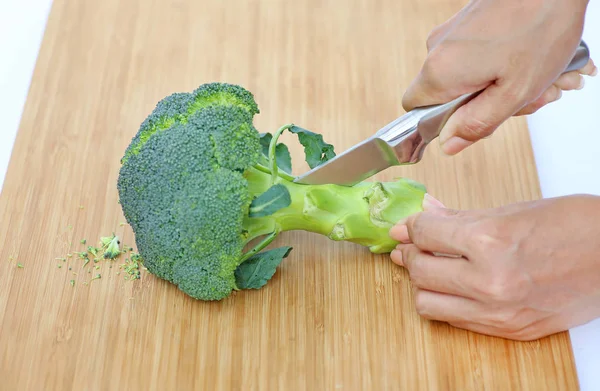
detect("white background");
top-left (1, 0), bottom-right (599, 388)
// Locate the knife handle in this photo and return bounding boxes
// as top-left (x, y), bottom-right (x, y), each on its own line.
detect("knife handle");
top-left (383, 40), bottom-right (591, 164)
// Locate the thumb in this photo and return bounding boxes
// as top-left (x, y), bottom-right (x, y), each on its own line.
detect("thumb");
top-left (437, 83), bottom-right (526, 155)
top-left (403, 206), bottom-right (472, 257)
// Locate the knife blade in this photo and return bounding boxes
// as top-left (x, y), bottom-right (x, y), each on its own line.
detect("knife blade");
top-left (293, 40), bottom-right (590, 186)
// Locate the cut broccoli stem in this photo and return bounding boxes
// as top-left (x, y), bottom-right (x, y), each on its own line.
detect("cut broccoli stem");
top-left (243, 167), bottom-right (425, 254)
top-left (268, 123), bottom-right (296, 185)
top-left (253, 163), bottom-right (295, 182)
top-left (239, 230), bottom-right (279, 264)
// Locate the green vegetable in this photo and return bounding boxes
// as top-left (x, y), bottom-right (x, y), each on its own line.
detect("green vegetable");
top-left (122, 253), bottom-right (143, 280)
top-left (117, 82), bottom-right (426, 301)
top-left (80, 239), bottom-right (86, 245)
top-left (100, 234), bottom-right (121, 259)
top-left (235, 246), bottom-right (292, 289)
top-left (87, 246), bottom-right (99, 257)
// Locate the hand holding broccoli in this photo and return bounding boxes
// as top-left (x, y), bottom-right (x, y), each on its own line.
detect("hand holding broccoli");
top-left (390, 194), bottom-right (600, 341)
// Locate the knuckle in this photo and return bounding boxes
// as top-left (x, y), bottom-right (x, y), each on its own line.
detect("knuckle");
top-left (481, 271), bottom-right (530, 304)
top-left (425, 25), bottom-right (444, 50)
top-left (406, 213), bottom-right (425, 241)
top-left (401, 245), bottom-right (418, 269)
top-left (461, 116), bottom-right (496, 140)
top-left (421, 49), bottom-right (448, 90)
top-left (414, 290), bottom-right (430, 317)
top-left (485, 275), bottom-right (512, 302)
top-left (407, 258), bottom-right (426, 287)
top-left (466, 219), bottom-right (504, 254)
top-left (498, 85), bottom-right (534, 108)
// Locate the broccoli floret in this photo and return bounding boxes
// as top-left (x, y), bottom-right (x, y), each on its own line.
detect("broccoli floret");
top-left (100, 234), bottom-right (122, 259)
top-left (117, 82), bottom-right (426, 301)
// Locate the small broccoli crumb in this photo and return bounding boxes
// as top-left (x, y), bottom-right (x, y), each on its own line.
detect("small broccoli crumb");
top-left (80, 239), bottom-right (86, 245)
top-left (57, 264), bottom-right (62, 269)
top-left (79, 205), bottom-right (84, 210)
top-left (55, 257), bottom-right (66, 262)
top-left (90, 274), bottom-right (101, 282)
top-left (119, 222), bottom-right (126, 227)
top-left (70, 280), bottom-right (75, 286)
top-left (87, 246), bottom-right (99, 257)
top-left (95, 265), bottom-right (100, 270)
top-left (67, 254), bottom-right (72, 258)
top-left (67, 225), bottom-right (73, 230)
top-left (68, 267), bottom-right (72, 271)
top-left (16, 263), bottom-right (23, 268)
top-left (121, 253), bottom-right (143, 280)
top-left (100, 234), bottom-right (122, 259)
top-left (76, 251), bottom-right (88, 260)
top-left (83, 258), bottom-right (90, 268)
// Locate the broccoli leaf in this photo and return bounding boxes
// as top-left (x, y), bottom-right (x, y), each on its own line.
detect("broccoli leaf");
top-left (235, 246), bottom-right (293, 289)
top-left (259, 133), bottom-right (292, 173)
top-left (289, 126), bottom-right (336, 169)
top-left (248, 184), bottom-right (291, 217)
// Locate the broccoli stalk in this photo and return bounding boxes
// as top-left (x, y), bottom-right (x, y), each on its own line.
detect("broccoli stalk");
top-left (242, 168), bottom-right (424, 256)
top-left (117, 82), bottom-right (426, 301)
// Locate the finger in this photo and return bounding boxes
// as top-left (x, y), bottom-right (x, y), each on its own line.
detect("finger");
top-left (389, 193), bottom-right (447, 244)
top-left (412, 288), bottom-right (487, 324)
top-left (514, 84), bottom-right (562, 116)
top-left (577, 58), bottom-right (597, 76)
top-left (553, 70), bottom-right (585, 91)
top-left (437, 83), bottom-right (528, 155)
top-left (394, 244), bottom-right (476, 298)
top-left (404, 208), bottom-right (472, 256)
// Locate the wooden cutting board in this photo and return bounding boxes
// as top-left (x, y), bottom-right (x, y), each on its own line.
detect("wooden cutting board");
top-left (0, 0), bottom-right (578, 389)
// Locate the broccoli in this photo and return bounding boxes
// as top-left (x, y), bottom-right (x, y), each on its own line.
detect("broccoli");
top-left (100, 234), bottom-right (121, 259)
top-left (117, 82), bottom-right (426, 301)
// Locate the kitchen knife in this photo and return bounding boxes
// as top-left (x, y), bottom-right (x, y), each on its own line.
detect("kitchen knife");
top-left (294, 40), bottom-right (591, 186)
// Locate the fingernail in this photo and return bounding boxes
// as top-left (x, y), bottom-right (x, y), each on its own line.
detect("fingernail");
top-left (389, 224), bottom-right (410, 243)
top-left (440, 136), bottom-right (473, 155)
top-left (390, 249), bottom-right (403, 266)
top-left (591, 67), bottom-right (598, 77)
top-left (576, 77), bottom-right (585, 90)
top-left (422, 193), bottom-right (445, 210)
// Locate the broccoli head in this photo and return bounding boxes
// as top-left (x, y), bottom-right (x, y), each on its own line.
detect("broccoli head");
top-left (117, 82), bottom-right (426, 301)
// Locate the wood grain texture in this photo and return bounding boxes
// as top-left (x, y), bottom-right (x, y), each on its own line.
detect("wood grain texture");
top-left (0, 0), bottom-right (578, 390)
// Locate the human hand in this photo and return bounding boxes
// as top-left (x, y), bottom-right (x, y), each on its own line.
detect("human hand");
top-left (388, 194), bottom-right (600, 341)
top-left (403, 0), bottom-right (597, 156)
